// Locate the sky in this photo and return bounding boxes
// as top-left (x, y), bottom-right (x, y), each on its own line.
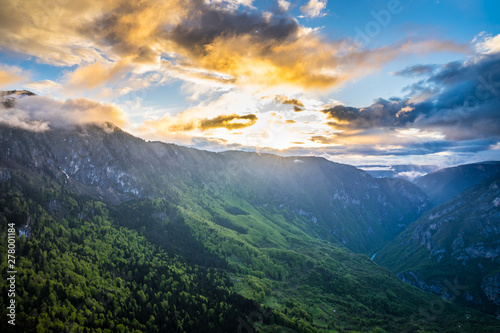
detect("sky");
top-left (0, 0), bottom-right (499, 167)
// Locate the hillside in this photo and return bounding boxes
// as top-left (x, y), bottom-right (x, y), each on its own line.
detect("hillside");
top-left (0, 122), bottom-right (429, 255)
top-left (376, 174), bottom-right (500, 317)
top-left (1, 122), bottom-right (498, 332)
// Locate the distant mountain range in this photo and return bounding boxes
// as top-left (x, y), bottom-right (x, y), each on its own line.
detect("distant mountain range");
top-left (414, 161), bottom-right (500, 205)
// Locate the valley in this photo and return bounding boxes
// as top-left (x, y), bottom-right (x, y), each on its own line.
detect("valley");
top-left (0, 121), bottom-right (498, 332)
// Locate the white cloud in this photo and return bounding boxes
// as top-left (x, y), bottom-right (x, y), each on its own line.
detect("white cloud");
top-left (473, 32), bottom-right (500, 54)
top-left (0, 95), bottom-right (127, 131)
top-left (396, 171), bottom-right (426, 181)
top-left (300, 0), bottom-right (327, 18)
top-left (205, 0), bottom-right (255, 10)
top-left (278, 0), bottom-right (291, 11)
top-left (23, 80), bottom-right (62, 95)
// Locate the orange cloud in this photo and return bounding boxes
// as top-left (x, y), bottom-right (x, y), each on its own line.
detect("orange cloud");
top-left (149, 113), bottom-right (258, 133)
top-left (0, 65), bottom-right (26, 88)
top-left (274, 95), bottom-right (305, 107)
top-left (0, 0), bottom-right (470, 92)
top-left (66, 58), bottom-right (132, 90)
top-left (200, 114), bottom-right (258, 130)
top-left (198, 33), bottom-right (345, 90)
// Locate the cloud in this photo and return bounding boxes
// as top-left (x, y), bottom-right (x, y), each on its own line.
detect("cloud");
top-left (137, 90), bottom-right (263, 142)
top-left (309, 135), bottom-right (336, 144)
top-left (322, 98), bottom-right (418, 130)
top-left (332, 39), bottom-right (468, 83)
top-left (66, 58), bottom-right (133, 90)
top-left (393, 64), bottom-right (437, 77)
top-left (0, 95), bottom-right (127, 131)
top-left (200, 114), bottom-right (257, 130)
top-left (146, 113), bottom-right (258, 133)
top-left (305, 135), bottom-right (496, 158)
top-left (323, 52), bottom-right (500, 142)
top-left (163, 5), bottom-right (300, 53)
top-left (23, 80), bottom-right (62, 95)
top-left (0, 0), bottom-right (468, 93)
top-left (278, 0), bottom-right (291, 12)
top-left (410, 53), bottom-right (500, 140)
top-left (160, 60), bottom-right (235, 93)
top-left (396, 171), bottom-right (426, 181)
top-left (274, 95), bottom-right (304, 107)
top-left (0, 65), bottom-right (27, 88)
top-left (135, 89), bottom-right (330, 150)
top-left (206, 0), bottom-right (255, 10)
top-left (300, 0), bottom-right (327, 18)
top-left (0, 0), bottom-right (111, 66)
top-left (473, 32), bottom-right (500, 55)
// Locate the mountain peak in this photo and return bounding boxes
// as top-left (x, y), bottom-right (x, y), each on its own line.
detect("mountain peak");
top-left (0, 89), bottom-right (37, 98)
top-left (1, 89), bottom-right (37, 108)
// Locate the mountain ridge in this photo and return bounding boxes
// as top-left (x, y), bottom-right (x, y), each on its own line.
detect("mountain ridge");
top-left (414, 161), bottom-right (500, 205)
top-left (0, 121), bottom-right (430, 254)
top-left (376, 172), bottom-right (500, 317)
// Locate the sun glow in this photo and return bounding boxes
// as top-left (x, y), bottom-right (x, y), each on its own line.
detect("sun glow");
top-left (187, 111), bottom-right (334, 151)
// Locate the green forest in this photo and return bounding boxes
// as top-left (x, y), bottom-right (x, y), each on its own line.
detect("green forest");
top-left (1, 168), bottom-right (498, 332)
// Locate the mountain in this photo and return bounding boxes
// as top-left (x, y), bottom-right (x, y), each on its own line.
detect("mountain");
top-left (0, 122), bottom-right (430, 255)
top-left (375, 173), bottom-right (500, 317)
top-left (0, 90), bottom-right (36, 108)
top-left (415, 162), bottom-right (500, 205)
top-left (1, 95), bottom-right (499, 332)
top-left (360, 165), bottom-right (439, 182)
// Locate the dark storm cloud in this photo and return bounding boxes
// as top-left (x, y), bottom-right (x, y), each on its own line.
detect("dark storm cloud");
top-left (322, 98), bottom-right (420, 130)
top-left (414, 53), bottom-right (500, 140)
top-left (89, 0), bottom-right (300, 60)
top-left (323, 53), bottom-right (500, 141)
top-left (166, 9), bottom-right (299, 55)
